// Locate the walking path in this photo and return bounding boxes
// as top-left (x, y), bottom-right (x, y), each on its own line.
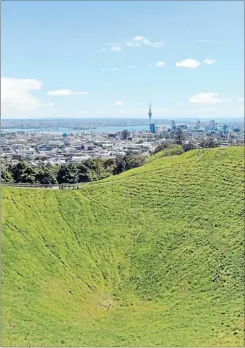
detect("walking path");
top-left (0, 174), bottom-right (136, 190)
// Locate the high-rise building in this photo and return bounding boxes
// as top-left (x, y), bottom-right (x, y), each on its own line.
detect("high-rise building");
top-left (223, 124), bottom-right (229, 134)
top-left (155, 126), bottom-right (161, 134)
top-left (210, 120), bottom-right (215, 131)
top-left (120, 129), bottom-right (130, 140)
top-left (150, 123), bottom-right (156, 134)
top-left (171, 120), bottom-right (176, 132)
top-left (195, 119), bottom-right (201, 130)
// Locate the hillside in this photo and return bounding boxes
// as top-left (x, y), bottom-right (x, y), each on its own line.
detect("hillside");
top-left (1, 147), bottom-right (244, 347)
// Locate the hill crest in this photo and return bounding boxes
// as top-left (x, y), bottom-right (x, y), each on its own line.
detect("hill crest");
top-left (2, 147), bottom-right (244, 346)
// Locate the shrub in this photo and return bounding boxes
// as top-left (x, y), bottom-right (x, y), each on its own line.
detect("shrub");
top-left (163, 145), bottom-right (184, 156)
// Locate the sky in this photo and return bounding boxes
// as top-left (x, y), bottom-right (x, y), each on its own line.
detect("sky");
top-left (1, 1), bottom-right (244, 119)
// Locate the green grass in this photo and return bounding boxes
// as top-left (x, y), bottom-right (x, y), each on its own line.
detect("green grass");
top-left (1, 147), bottom-right (244, 346)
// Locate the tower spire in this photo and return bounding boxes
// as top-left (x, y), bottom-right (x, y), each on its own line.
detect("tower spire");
top-left (148, 101), bottom-right (152, 126)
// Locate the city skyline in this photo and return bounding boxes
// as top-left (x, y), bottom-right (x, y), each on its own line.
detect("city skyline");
top-left (2, 1), bottom-right (244, 119)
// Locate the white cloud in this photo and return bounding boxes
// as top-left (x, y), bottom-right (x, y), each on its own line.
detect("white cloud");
top-left (110, 46), bottom-right (121, 52)
top-left (176, 59), bottom-right (201, 69)
top-left (97, 43), bottom-right (122, 53)
top-left (1, 77), bottom-right (42, 115)
top-left (108, 43), bottom-right (122, 52)
top-left (47, 89), bottom-right (88, 96)
top-left (47, 102), bottom-right (55, 107)
top-left (112, 68), bottom-right (119, 72)
top-left (80, 110), bottom-right (85, 115)
top-left (96, 48), bottom-right (108, 53)
top-left (238, 97), bottom-right (244, 102)
top-left (156, 61), bottom-right (165, 68)
top-left (128, 65), bottom-right (136, 69)
top-left (126, 36), bottom-right (166, 48)
top-left (203, 58), bottom-right (216, 65)
top-left (197, 40), bottom-right (219, 44)
top-left (116, 101), bottom-right (123, 107)
top-left (189, 93), bottom-right (231, 104)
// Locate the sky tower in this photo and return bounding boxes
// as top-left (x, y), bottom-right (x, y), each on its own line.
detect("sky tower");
top-left (148, 102), bottom-right (155, 133)
top-left (148, 102), bottom-right (152, 126)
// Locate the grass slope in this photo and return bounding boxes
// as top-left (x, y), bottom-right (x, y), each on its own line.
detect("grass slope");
top-left (1, 147), bottom-right (244, 347)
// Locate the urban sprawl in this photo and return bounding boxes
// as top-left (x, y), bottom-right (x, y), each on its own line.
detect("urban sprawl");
top-left (2, 107), bottom-right (244, 167)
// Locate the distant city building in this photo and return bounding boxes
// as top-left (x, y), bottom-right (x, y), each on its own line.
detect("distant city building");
top-left (209, 120), bottom-right (215, 131)
top-left (191, 130), bottom-right (204, 138)
top-left (160, 130), bottom-right (169, 139)
top-left (108, 133), bottom-right (118, 139)
top-left (155, 126), bottom-right (161, 134)
top-left (223, 124), bottom-right (229, 134)
top-left (120, 129), bottom-right (131, 140)
top-left (150, 123), bottom-right (156, 134)
top-left (1, 117), bottom-right (242, 168)
top-left (195, 119), bottom-right (201, 130)
top-left (171, 120), bottom-right (176, 132)
top-left (176, 124), bottom-right (187, 130)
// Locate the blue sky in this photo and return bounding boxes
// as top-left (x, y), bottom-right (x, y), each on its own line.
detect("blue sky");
top-left (2, 1), bottom-right (244, 119)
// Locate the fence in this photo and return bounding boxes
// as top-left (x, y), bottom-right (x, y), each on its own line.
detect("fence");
top-left (1, 183), bottom-right (83, 190)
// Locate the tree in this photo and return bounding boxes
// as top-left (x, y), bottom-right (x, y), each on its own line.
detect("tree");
top-left (20, 167), bottom-right (37, 184)
top-left (125, 154), bottom-right (146, 170)
top-left (114, 157), bottom-right (126, 175)
top-left (206, 137), bottom-right (217, 148)
top-left (1, 169), bottom-right (13, 183)
top-left (57, 164), bottom-right (79, 184)
top-left (35, 167), bottom-right (58, 185)
top-left (153, 142), bottom-right (169, 155)
top-left (99, 172), bottom-right (111, 180)
top-left (182, 142), bottom-right (196, 152)
top-left (104, 158), bottom-right (117, 174)
top-left (163, 144), bottom-right (184, 156)
top-left (200, 137), bottom-right (217, 148)
top-left (10, 162), bottom-right (37, 183)
top-left (174, 129), bottom-right (185, 145)
top-left (82, 158), bottom-right (104, 178)
top-left (77, 164), bottom-right (91, 182)
top-left (114, 154), bottom-right (146, 174)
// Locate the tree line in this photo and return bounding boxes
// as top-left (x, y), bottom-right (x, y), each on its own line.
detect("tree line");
top-left (153, 132), bottom-right (218, 155)
top-left (1, 154), bottom-right (146, 185)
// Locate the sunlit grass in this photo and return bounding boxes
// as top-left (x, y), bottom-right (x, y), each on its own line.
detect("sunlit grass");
top-left (1, 147), bottom-right (244, 346)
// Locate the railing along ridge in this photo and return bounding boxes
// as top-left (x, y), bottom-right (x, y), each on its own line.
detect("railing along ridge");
top-left (0, 183), bottom-right (82, 189)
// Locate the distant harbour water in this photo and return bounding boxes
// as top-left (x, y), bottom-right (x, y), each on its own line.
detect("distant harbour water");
top-left (1, 125), bottom-right (154, 134)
